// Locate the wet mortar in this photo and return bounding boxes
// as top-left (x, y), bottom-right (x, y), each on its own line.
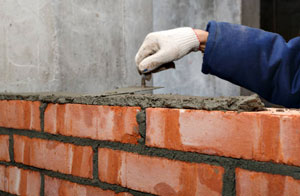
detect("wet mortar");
top-left (0, 92), bottom-right (265, 111)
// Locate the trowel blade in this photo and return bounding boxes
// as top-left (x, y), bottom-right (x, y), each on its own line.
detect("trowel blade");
top-left (101, 86), bottom-right (163, 96)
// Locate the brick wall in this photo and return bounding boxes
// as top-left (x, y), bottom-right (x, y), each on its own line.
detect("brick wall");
top-left (0, 94), bottom-right (300, 196)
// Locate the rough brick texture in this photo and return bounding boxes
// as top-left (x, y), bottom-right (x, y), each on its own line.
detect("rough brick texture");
top-left (236, 168), bottom-right (300, 196)
top-left (146, 108), bottom-right (300, 166)
top-left (45, 176), bottom-right (132, 196)
top-left (0, 165), bottom-right (40, 196)
top-left (14, 135), bottom-right (93, 178)
top-left (2, 96), bottom-right (300, 196)
top-left (98, 148), bottom-right (224, 196)
top-left (0, 100), bottom-right (41, 131)
top-left (0, 135), bottom-right (10, 162)
top-left (45, 104), bottom-right (141, 144)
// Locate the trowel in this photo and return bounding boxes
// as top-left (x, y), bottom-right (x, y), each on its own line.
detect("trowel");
top-left (101, 62), bottom-right (175, 96)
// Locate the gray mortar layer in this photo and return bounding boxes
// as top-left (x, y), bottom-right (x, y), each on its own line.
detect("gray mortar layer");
top-left (0, 93), bottom-right (265, 111)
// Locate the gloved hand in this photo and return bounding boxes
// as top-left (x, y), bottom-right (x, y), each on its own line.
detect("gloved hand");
top-left (135, 27), bottom-right (201, 74)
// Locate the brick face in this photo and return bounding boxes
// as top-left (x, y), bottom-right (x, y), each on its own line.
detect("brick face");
top-left (0, 100), bottom-right (41, 131)
top-left (98, 148), bottom-right (224, 196)
top-left (236, 168), bottom-right (300, 196)
top-left (0, 135), bottom-right (10, 162)
top-left (146, 108), bottom-right (300, 166)
top-left (44, 104), bottom-right (141, 144)
top-left (3, 97), bottom-right (300, 195)
top-left (0, 165), bottom-right (40, 196)
top-left (14, 135), bottom-right (93, 178)
top-left (44, 176), bottom-right (132, 196)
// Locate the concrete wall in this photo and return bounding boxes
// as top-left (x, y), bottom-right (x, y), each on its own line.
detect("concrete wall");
top-left (0, 0), bottom-right (59, 92)
top-left (0, 0), bottom-right (259, 96)
top-left (0, 0), bottom-right (152, 93)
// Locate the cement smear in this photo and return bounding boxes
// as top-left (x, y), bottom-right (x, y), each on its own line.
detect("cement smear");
top-left (0, 92), bottom-right (264, 111)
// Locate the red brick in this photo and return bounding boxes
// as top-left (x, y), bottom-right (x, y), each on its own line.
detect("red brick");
top-left (236, 168), bottom-right (300, 196)
top-left (98, 148), bottom-right (224, 195)
top-left (14, 135), bottom-right (93, 178)
top-left (0, 165), bottom-right (40, 196)
top-left (0, 135), bottom-right (10, 162)
top-left (0, 100), bottom-right (41, 131)
top-left (44, 176), bottom-right (132, 196)
top-left (44, 104), bottom-right (141, 144)
top-left (146, 108), bottom-right (300, 166)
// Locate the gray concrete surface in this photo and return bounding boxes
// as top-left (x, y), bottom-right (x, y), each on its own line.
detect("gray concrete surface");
top-left (0, 0), bottom-right (259, 96)
top-left (0, 0), bottom-right (152, 93)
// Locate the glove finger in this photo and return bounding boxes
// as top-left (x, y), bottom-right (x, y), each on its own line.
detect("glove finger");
top-left (135, 37), bottom-right (159, 67)
top-left (139, 50), bottom-right (174, 73)
top-left (151, 62), bottom-right (175, 73)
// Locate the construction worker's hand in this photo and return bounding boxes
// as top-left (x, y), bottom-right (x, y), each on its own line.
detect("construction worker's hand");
top-left (135, 27), bottom-right (200, 74)
top-left (135, 27), bottom-right (207, 74)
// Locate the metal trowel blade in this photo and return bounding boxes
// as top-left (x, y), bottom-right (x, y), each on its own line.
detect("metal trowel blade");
top-left (101, 86), bottom-right (163, 96)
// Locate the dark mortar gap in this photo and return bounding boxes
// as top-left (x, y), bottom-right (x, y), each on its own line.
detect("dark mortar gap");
top-left (39, 102), bottom-right (48, 132)
top-left (0, 161), bottom-right (154, 196)
top-left (0, 93), bottom-right (265, 112)
top-left (222, 165), bottom-right (236, 196)
top-left (40, 174), bottom-right (44, 196)
top-left (9, 134), bottom-right (14, 163)
top-left (136, 109), bottom-right (146, 145)
top-left (2, 127), bottom-right (300, 181)
top-left (92, 146), bottom-right (99, 180)
top-left (0, 190), bottom-right (17, 196)
top-left (0, 161), bottom-right (10, 167)
top-left (237, 159), bottom-right (300, 180)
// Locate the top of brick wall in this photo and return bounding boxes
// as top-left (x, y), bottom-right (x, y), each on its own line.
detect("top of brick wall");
top-left (0, 93), bottom-right (264, 111)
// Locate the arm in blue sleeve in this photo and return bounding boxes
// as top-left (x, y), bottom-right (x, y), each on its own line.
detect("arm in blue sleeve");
top-left (202, 21), bottom-right (300, 108)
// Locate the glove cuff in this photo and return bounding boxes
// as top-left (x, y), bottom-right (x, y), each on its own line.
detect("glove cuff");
top-left (173, 27), bottom-right (201, 56)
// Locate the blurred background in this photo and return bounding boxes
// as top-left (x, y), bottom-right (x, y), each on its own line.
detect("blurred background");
top-left (0, 0), bottom-right (299, 97)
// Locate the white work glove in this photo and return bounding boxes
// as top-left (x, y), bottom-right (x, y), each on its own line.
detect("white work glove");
top-left (135, 27), bottom-right (200, 74)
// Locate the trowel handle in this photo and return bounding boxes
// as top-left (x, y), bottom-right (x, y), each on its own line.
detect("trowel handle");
top-left (152, 62), bottom-right (176, 73)
top-left (143, 62), bottom-right (176, 81)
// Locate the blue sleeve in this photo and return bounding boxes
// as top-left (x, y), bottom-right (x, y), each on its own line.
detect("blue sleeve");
top-left (202, 21), bottom-right (300, 108)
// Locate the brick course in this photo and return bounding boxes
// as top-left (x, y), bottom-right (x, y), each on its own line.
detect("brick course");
top-left (14, 135), bottom-right (93, 178)
top-left (98, 148), bottom-right (224, 196)
top-left (0, 100), bottom-right (40, 131)
top-left (236, 168), bottom-right (300, 196)
top-left (146, 108), bottom-right (300, 166)
top-left (0, 135), bottom-right (10, 162)
top-left (0, 165), bottom-right (40, 196)
top-left (45, 104), bottom-right (141, 143)
top-left (45, 176), bottom-right (132, 196)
